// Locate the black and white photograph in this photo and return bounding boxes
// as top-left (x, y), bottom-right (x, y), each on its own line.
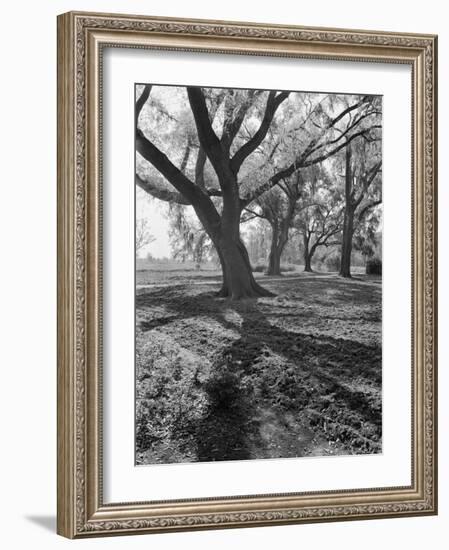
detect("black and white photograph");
top-left (0, 0), bottom-right (441, 544)
top-left (135, 83), bottom-right (383, 466)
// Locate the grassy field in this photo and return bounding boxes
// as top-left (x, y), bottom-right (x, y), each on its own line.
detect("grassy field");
top-left (136, 260), bottom-right (223, 287)
top-left (136, 267), bottom-right (382, 465)
top-left (136, 259), bottom-right (366, 286)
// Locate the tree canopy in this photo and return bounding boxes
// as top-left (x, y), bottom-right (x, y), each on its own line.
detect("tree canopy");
top-left (136, 84), bottom-right (382, 296)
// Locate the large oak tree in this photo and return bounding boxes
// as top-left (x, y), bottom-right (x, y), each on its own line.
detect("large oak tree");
top-left (136, 85), bottom-right (380, 298)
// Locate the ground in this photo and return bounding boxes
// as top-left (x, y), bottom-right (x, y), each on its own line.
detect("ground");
top-left (135, 262), bottom-right (382, 465)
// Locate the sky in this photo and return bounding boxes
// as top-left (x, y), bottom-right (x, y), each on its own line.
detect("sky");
top-left (136, 187), bottom-right (171, 258)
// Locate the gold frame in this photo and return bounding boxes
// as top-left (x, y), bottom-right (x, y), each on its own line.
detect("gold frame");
top-left (57, 11), bottom-right (438, 538)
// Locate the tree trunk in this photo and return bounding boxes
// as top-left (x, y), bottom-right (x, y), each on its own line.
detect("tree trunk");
top-left (339, 208), bottom-right (354, 278)
top-left (266, 223), bottom-right (289, 276)
top-left (215, 247), bottom-right (230, 297)
top-left (216, 235), bottom-right (273, 299)
top-left (266, 223), bottom-right (280, 276)
top-left (303, 234), bottom-right (312, 272)
top-left (304, 253), bottom-right (313, 272)
top-left (267, 247), bottom-right (282, 276)
top-left (340, 144), bottom-right (354, 278)
top-left (204, 199), bottom-right (273, 299)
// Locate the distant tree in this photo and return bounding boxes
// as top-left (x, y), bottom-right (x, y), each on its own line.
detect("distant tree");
top-left (240, 94), bottom-right (380, 277)
top-left (298, 204), bottom-right (343, 272)
top-left (136, 218), bottom-right (155, 256)
top-left (246, 174), bottom-right (301, 276)
top-left (245, 221), bottom-right (271, 266)
top-left (168, 204), bottom-right (214, 268)
top-left (353, 207), bottom-right (382, 261)
top-left (294, 165), bottom-right (343, 272)
top-left (339, 139), bottom-right (382, 278)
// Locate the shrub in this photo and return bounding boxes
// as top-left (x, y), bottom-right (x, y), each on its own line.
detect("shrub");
top-left (280, 263), bottom-right (296, 272)
top-left (366, 257), bottom-right (382, 275)
top-left (136, 410), bottom-right (153, 451)
top-left (252, 262), bottom-right (296, 273)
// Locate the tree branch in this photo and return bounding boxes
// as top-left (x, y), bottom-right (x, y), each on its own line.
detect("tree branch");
top-left (301, 127), bottom-right (382, 168)
top-left (354, 161), bottom-right (382, 207)
top-left (243, 206), bottom-right (266, 220)
top-left (243, 121), bottom-right (380, 206)
top-left (187, 87), bottom-right (223, 172)
top-left (205, 188), bottom-right (223, 197)
top-left (180, 139), bottom-right (192, 173)
top-left (306, 111), bottom-right (381, 159)
top-left (136, 130), bottom-right (199, 202)
top-left (357, 198), bottom-right (382, 222)
top-left (195, 147), bottom-right (207, 189)
top-left (231, 91), bottom-right (289, 174)
top-left (135, 174), bottom-right (191, 205)
top-left (136, 85), bottom-right (152, 124)
top-left (329, 96), bottom-right (370, 127)
top-left (221, 90), bottom-right (258, 149)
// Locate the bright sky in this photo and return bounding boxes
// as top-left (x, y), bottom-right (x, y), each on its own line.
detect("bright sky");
top-left (136, 188), bottom-right (171, 258)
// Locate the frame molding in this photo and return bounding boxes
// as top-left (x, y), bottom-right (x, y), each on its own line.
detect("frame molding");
top-left (57, 11), bottom-right (437, 538)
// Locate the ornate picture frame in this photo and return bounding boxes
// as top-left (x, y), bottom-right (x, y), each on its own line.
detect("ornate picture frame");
top-left (57, 11), bottom-right (437, 538)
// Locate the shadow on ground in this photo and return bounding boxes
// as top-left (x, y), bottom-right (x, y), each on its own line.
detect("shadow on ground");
top-left (136, 274), bottom-right (382, 464)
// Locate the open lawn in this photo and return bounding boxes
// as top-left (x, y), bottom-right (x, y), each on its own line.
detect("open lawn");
top-left (136, 271), bottom-right (382, 465)
top-left (136, 259), bottom-right (366, 286)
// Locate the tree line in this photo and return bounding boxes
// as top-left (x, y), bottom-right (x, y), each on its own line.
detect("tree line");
top-left (136, 85), bottom-right (382, 299)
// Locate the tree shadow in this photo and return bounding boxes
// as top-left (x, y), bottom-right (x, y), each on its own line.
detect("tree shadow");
top-left (138, 286), bottom-right (382, 382)
top-left (194, 361), bottom-right (260, 461)
top-left (136, 283), bottom-right (382, 461)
